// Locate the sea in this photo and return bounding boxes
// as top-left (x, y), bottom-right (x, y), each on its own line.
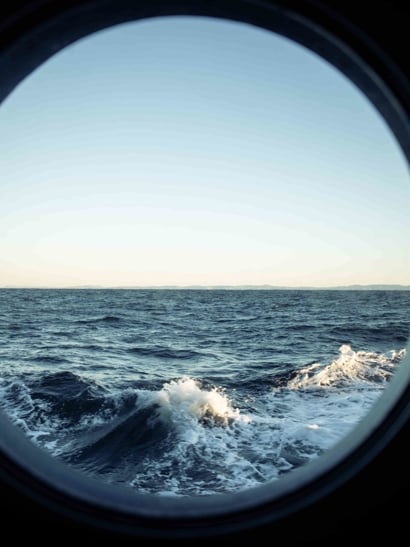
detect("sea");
top-left (0, 288), bottom-right (409, 496)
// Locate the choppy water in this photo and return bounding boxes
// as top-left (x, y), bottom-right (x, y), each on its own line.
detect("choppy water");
top-left (0, 288), bottom-right (409, 496)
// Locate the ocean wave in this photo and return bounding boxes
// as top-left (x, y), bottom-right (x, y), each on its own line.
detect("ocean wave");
top-left (67, 404), bottom-right (170, 474)
top-left (0, 342), bottom-right (407, 496)
top-left (329, 324), bottom-right (409, 343)
top-left (127, 346), bottom-right (205, 360)
top-left (287, 344), bottom-right (406, 390)
top-left (62, 377), bottom-right (254, 488)
top-left (30, 355), bottom-right (70, 365)
top-left (139, 377), bottom-right (245, 427)
top-left (0, 371), bottom-right (137, 446)
top-left (75, 315), bottom-right (122, 324)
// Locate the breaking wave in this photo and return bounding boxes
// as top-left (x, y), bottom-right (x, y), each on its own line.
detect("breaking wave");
top-left (0, 343), bottom-right (406, 495)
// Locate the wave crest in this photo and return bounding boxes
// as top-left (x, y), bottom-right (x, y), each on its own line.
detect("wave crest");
top-left (287, 344), bottom-right (406, 390)
top-left (140, 377), bottom-right (244, 428)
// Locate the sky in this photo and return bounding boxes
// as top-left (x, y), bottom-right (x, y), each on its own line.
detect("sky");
top-left (0, 15), bottom-right (409, 288)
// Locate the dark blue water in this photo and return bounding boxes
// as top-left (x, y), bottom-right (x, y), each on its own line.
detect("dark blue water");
top-left (0, 289), bottom-right (409, 495)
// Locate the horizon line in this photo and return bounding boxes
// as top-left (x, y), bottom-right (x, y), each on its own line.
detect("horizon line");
top-left (1, 283), bottom-right (410, 290)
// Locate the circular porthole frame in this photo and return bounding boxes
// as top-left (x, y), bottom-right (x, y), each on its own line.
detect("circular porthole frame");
top-left (0, 0), bottom-right (409, 541)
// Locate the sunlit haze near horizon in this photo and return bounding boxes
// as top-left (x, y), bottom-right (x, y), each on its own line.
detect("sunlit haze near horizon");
top-left (0, 16), bottom-right (409, 288)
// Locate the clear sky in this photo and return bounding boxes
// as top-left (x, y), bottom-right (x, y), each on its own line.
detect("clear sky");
top-left (0, 15), bottom-right (409, 288)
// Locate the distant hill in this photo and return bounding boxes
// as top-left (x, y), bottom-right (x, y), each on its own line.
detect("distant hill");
top-left (2, 284), bottom-right (410, 290)
top-left (170, 284), bottom-right (410, 291)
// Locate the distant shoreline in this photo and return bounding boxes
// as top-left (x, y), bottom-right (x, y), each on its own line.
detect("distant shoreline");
top-left (1, 285), bottom-right (410, 291)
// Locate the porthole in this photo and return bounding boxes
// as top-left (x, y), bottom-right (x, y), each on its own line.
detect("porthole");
top-left (0, 0), bottom-right (408, 541)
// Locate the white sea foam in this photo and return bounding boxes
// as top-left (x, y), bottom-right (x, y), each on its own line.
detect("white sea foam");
top-left (261, 344), bottom-right (407, 456)
top-left (152, 376), bottom-right (243, 422)
top-left (287, 344), bottom-right (404, 390)
top-left (134, 377), bottom-right (249, 447)
top-left (0, 379), bottom-right (57, 446)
